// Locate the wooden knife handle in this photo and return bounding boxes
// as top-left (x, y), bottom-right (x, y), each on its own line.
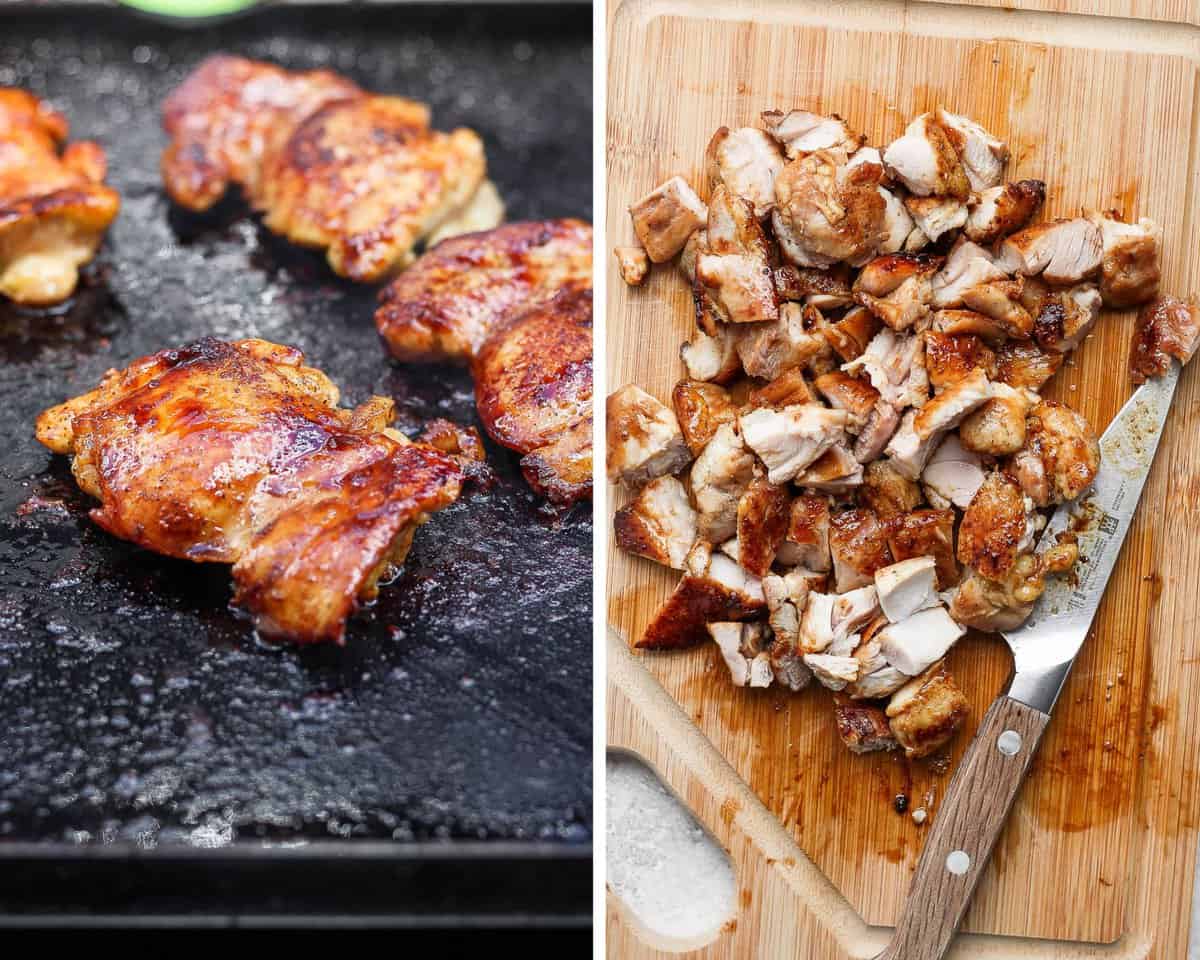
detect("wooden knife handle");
top-left (877, 693), bottom-right (1050, 960)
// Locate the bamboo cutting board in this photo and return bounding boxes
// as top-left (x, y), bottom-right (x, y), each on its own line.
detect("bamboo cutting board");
top-left (606, 0), bottom-right (1200, 955)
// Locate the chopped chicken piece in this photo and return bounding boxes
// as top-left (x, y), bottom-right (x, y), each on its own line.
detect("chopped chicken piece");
top-left (854, 253), bottom-right (946, 297)
top-left (959, 278), bottom-right (1034, 339)
top-left (797, 444), bottom-right (864, 492)
top-left (737, 476), bottom-right (792, 576)
top-left (774, 263), bottom-right (855, 310)
top-left (912, 367), bottom-right (991, 438)
top-left (614, 245), bottom-right (650, 286)
top-left (861, 458), bottom-right (922, 518)
top-left (833, 697), bottom-right (898, 753)
top-left (853, 402), bottom-right (902, 463)
top-left (776, 494), bottom-right (832, 571)
top-left (813, 370), bottom-right (880, 429)
top-left (606, 384), bottom-right (692, 488)
top-left (885, 410), bottom-right (936, 479)
top-left (748, 367), bottom-right (816, 409)
top-left (707, 183), bottom-right (775, 259)
top-left (889, 509), bottom-right (958, 590)
top-left (854, 259), bottom-right (939, 331)
top-left (614, 476), bottom-right (697, 570)
top-left (710, 622), bottom-right (753, 687)
top-left (804, 653), bottom-right (860, 691)
top-left (763, 569), bottom-right (816, 690)
top-left (1023, 279), bottom-right (1103, 353)
top-left (1130, 296), bottom-right (1200, 383)
top-left (844, 328), bottom-right (929, 409)
top-left (737, 302), bottom-right (830, 379)
top-left (924, 331), bottom-right (997, 391)
top-left (638, 541), bottom-right (765, 649)
top-left (748, 652), bottom-right (775, 688)
top-left (936, 108), bottom-right (1008, 192)
top-left (681, 324), bottom-right (742, 383)
top-left (878, 606), bottom-right (965, 676)
top-left (904, 194), bottom-right (968, 244)
top-left (761, 109), bottom-right (863, 159)
top-left (995, 218), bottom-right (1102, 285)
top-left (799, 591), bottom-right (838, 654)
top-left (965, 180), bottom-right (1045, 244)
top-left (673, 380), bottom-right (738, 455)
top-left (629, 175), bottom-right (708, 262)
top-left (957, 470), bottom-right (1035, 579)
top-left (697, 252), bottom-right (780, 325)
top-left (691, 421), bottom-right (758, 542)
top-left (706, 126), bottom-right (784, 218)
top-left (849, 663), bottom-right (910, 700)
top-left (1008, 401), bottom-right (1100, 506)
top-left (994, 339), bottom-right (1062, 391)
top-left (875, 557), bottom-right (939, 623)
top-left (829, 508), bottom-right (893, 592)
top-left (832, 584), bottom-right (881, 647)
top-left (959, 382), bottom-right (1030, 456)
top-left (772, 149), bottom-right (886, 267)
top-left (739, 404), bottom-right (850, 484)
top-left (886, 661), bottom-right (969, 758)
top-left (878, 186), bottom-right (918, 255)
top-left (931, 308), bottom-right (1013, 344)
top-left (883, 112), bottom-right (971, 199)
top-left (930, 240), bottom-right (1007, 309)
top-left (824, 305), bottom-right (882, 361)
top-left (922, 433), bottom-right (984, 509)
top-left (948, 568), bottom-right (1035, 632)
top-left (1090, 213), bottom-right (1161, 308)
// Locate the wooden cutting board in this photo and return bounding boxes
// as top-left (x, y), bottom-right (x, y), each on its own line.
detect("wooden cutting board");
top-left (606, 1), bottom-right (1200, 955)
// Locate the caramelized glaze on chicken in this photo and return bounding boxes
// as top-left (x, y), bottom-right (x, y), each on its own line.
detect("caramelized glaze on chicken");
top-left (35, 338), bottom-right (463, 644)
top-left (0, 88), bottom-right (120, 305)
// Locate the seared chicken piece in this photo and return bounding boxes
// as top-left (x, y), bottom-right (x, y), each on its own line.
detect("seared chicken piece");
top-left (473, 287), bottom-right (593, 504)
top-left (831, 584), bottom-right (882, 649)
top-left (1023, 279), bottom-right (1103, 353)
top-left (804, 653), bottom-right (860, 691)
top-left (1007, 401), bottom-right (1100, 506)
top-left (882, 112), bottom-right (971, 199)
top-left (878, 605), bottom-right (965, 676)
top-left (929, 240), bottom-right (1007, 309)
top-left (606, 383), bottom-right (691, 489)
top-left (377, 219), bottom-right (593, 363)
top-left (736, 476), bottom-right (792, 576)
top-left (424, 178), bottom-right (505, 248)
top-left (994, 339), bottom-right (1062, 391)
top-left (854, 252), bottom-right (945, 298)
top-left (629, 175), bottom-right (708, 262)
top-left (638, 540), bottom-right (765, 649)
top-left (773, 149), bottom-right (885, 268)
top-left (861, 458), bottom-right (922, 518)
top-left (875, 556), bottom-right (939, 623)
top-left (35, 338), bottom-right (462, 644)
top-left (681, 324), bottom-right (742, 383)
top-left (995, 218), bottom-right (1102, 286)
top-left (761, 109), bottom-right (863, 160)
top-left (965, 180), bottom-right (1045, 244)
top-left (814, 370), bottom-right (880, 430)
top-left (706, 126), bottom-right (784, 218)
top-left (959, 381), bottom-right (1030, 456)
top-left (959, 278), bottom-right (1034, 339)
top-left (673, 380), bottom-right (738, 455)
top-left (957, 470), bottom-right (1036, 580)
top-left (697, 186), bottom-right (779, 326)
top-left (922, 433), bottom-right (984, 509)
top-left (824, 305), bottom-right (881, 361)
top-left (886, 661), bottom-right (969, 759)
top-left (853, 402), bottom-right (902, 463)
top-left (888, 508), bottom-right (958, 590)
top-left (161, 55), bottom-right (362, 213)
top-left (931, 308), bottom-right (1014, 344)
top-left (0, 89), bottom-right (120, 305)
top-left (709, 622), bottom-right (774, 688)
top-left (799, 591), bottom-right (838, 654)
top-left (936, 108), bottom-right (1008, 192)
top-left (774, 263), bottom-right (855, 310)
top-left (740, 404), bottom-right (851, 484)
top-left (762, 571), bottom-right (816, 690)
top-left (776, 494), bottom-right (832, 571)
top-left (853, 253), bottom-right (941, 332)
top-left (737, 302), bottom-right (830, 379)
top-left (843, 327), bottom-right (929, 409)
top-left (885, 410), bottom-right (935, 479)
top-left (829, 507), bottom-right (893, 592)
top-left (1130, 296), bottom-right (1200, 383)
top-left (878, 186), bottom-right (918, 255)
top-left (691, 421), bottom-right (758, 542)
top-left (912, 367), bottom-right (992, 438)
top-left (924, 331), bottom-right (997, 392)
top-left (614, 245), bottom-right (650, 286)
top-left (903, 195), bottom-right (967, 244)
top-left (834, 697), bottom-right (898, 753)
top-left (1090, 213), bottom-right (1161, 308)
top-left (797, 444), bottom-right (865, 492)
top-left (948, 568), bottom-right (1035, 632)
top-left (748, 366), bottom-right (816, 409)
top-left (614, 476), bottom-right (697, 570)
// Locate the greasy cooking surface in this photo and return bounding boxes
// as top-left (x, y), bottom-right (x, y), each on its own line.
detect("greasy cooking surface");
top-left (0, 6), bottom-right (591, 845)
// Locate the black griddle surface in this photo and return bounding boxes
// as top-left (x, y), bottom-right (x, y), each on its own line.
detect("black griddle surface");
top-left (0, 4), bottom-right (593, 856)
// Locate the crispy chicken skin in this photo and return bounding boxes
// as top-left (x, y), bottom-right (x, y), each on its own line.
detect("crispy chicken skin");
top-left (0, 89), bottom-right (120, 305)
top-left (886, 661), bottom-right (969, 759)
top-left (35, 337), bottom-right (463, 644)
top-left (473, 287), bottom-right (593, 504)
top-left (957, 470), bottom-right (1031, 580)
top-left (376, 219), bottom-right (593, 363)
top-left (162, 56), bottom-right (488, 281)
top-left (1130, 296), bottom-right (1200, 383)
top-left (1008, 401), bottom-right (1100, 506)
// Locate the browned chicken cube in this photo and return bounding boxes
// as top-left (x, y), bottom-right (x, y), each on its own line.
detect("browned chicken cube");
top-left (681, 324), bottom-right (742, 384)
top-left (882, 111), bottom-right (972, 199)
top-left (690, 421), bottom-right (758, 543)
top-left (834, 697), bottom-right (897, 754)
top-left (1091, 213), bottom-right (1161, 308)
top-left (736, 476), bottom-right (792, 577)
top-left (829, 508), bottom-right (893, 592)
top-left (958, 383), bottom-right (1031, 456)
top-left (924, 331), bottom-right (997, 392)
top-left (672, 380), bottom-right (738, 456)
top-left (705, 126), bottom-right (784, 218)
top-left (993, 340), bottom-right (1062, 392)
top-left (1130, 296), bottom-right (1200, 383)
top-left (629, 175), bottom-right (708, 262)
top-left (614, 245), bottom-right (650, 286)
top-left (1007, 401), bottom-right (1100, 507)
top-left (614, 476), bottom-right (697, 570)
top-left (747, 367), bottom-right (816, 409)
top-left (606, 383), bottom-right (691, 489)
top-left (888, 508), bottom-right (959, 590)
top-left (776, 494), bottom-right (832, 571)
top-left (886, 661), bottom-right (969, 758)
top-left (957, 470), bottom-right (1034, 580)
top-left (964, 180), bottom-right (1045, 244)
top-left (823, 305), bottom-right (881, 361)
top-left (860, 459), bottom-right (922, 519)
top-left (995, 218), bottom-right (1102, 286)
top-left (737, 302), bottom-right (831, 380)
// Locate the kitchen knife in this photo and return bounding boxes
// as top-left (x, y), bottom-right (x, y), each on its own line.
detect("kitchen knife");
top-left (878, 361), bottom-right (1182, 960)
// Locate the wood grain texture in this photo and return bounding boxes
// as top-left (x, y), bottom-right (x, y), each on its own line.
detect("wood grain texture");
top-left (928, 0), bottom-right (1199, 27)
top-left (606, 0), bottom-right (1200, 952)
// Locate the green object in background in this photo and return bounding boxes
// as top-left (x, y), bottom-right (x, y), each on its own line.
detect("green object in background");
top-left (118, 0), bottom-right (262, 20)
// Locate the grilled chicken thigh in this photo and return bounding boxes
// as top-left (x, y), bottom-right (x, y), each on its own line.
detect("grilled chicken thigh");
top-left (35, 338), bottom-right (463, 644)
top-left (0, 89), bottom-right (120, 305)
top-left (1130, 296), bottom-right (1200, 382)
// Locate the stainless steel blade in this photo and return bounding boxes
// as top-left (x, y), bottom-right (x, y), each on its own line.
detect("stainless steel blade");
top-left (1004, 361), bottom-right (1181, 714)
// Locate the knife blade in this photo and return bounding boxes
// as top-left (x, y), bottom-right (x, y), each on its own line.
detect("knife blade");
top-left (1004, 360), bottom-right (1181, 713)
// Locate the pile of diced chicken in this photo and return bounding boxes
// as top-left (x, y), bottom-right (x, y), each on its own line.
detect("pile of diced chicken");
top-left (609, 106), bottom-right (1200, 761)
